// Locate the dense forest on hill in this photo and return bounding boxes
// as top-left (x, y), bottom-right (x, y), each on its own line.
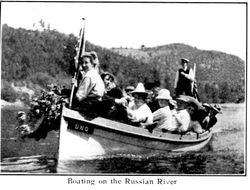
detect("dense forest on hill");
top-left (1, 24), bottom-right (245, 104)
top-left (113, 44), bottom-right (245, 103)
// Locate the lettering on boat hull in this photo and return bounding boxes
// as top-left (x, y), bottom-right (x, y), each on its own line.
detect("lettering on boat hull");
top-left (67, 119), bottom-right (94, 134)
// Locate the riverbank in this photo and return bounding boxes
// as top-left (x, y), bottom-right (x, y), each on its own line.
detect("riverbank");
top-left (1, 99), bottom-right (26, 109)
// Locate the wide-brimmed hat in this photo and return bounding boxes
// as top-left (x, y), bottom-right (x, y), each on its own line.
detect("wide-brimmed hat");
top-left (211, 104), bottom-right (222, 114)
top-left (181, 58), bottom-right (189, 64)
top-left (203, 103), bottom-right (222, 114)
top-left (156, 89), bottom-right (172, 100)
top-left (202, 103), bottom-right (211, 108)
top-left (131, 83), bottom-right (148, 96)
top-left (176, 95), bottom-right (203, 109)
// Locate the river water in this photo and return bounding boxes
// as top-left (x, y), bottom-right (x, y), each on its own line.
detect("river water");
top-left (0, 103), bottom-right (245, 174)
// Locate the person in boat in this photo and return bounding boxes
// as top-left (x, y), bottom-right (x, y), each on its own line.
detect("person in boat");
top-left (202, 103), bottom-right (222, 131)
top-left (147, 86), bottom-right (161, 112)
top-left (99, 72), bottom-right (129, 121)
top-left (59, 51), bottom-right (100, 100)
top-left (126, 82), bottom-right (153, 127)
top-left (169, 96), bottom-right (190, 133)
top-left (152, 89), bottom-right (174, 131)
top-left (174, 58), bottom-right (195, 97)
top-left (124, 85), bottom-right (135, 108)
top-left (172, 95), bottom-right (204, 134)
top-left (101, 72), bottom-right (123, 99)
top-left (74, 52), bottom-right (105, 116)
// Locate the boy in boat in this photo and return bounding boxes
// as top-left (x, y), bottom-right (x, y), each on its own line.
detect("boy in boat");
top-left (126, 83), bottom-right (153, 127)
top-left (74, 52), bottom-right (105, 116)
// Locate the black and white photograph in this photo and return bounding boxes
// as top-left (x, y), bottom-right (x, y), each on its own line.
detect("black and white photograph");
top-left (0, 0), bottom-right (247, 185)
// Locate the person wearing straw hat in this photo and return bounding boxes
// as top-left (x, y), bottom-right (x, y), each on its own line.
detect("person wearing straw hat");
top-left (174, 58), bottom-right (194, 97)
top-left (126, 82), bottom-right (153, 126)
top-left (152, 89), bottom-right (177, 132)
top-left (74, 52), bottom-right (105, 115)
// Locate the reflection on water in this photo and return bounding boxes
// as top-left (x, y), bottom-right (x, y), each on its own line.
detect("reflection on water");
top-left (57, 147), bottom-right (244, 174)
top-left (1, 155), bottom-right (57, 173)
top-left (1, 104), bottom-right (245, 174)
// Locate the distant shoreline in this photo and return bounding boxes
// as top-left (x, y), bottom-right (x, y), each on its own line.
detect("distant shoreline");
top-left (1, 99), bottom-right (26, 109)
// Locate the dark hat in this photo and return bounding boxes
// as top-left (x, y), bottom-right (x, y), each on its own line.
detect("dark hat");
top-left (181, 58), bottom-right (189, 63)
top-left (101, 72), bottom-right (115, 81)
top-left (176, 95), bottom-right (203, 109)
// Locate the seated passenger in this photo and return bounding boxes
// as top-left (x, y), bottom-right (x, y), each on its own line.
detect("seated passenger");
top-left (171, 96), bottom-right (191, 133)
top-left (124, 85), bottom-right (135, 108)
top-left (148, 87), bottom-right (161, 112)
top-left (173, 95), bottom-right (204, 134)
top-left (101, 72), bottom-right (123, 99)
top-left (99, 72), bottom-right (128, 121)
top-left (126, 83), bottom-right (153, 127)
top-left (74, 52), bottom-right (105, 116)
top-left (202, 104), bottom-right (222, 131)
top-left (186, 102), bottom-right (204, 134)
top-left (152, 89), bottom-right (174, 131)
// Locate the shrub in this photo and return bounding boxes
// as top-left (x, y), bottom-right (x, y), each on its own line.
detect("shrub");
top-left (29, 72), bottom-right (54, 88)
top-left (18, 92), bottom-right (31, 105)
top-left (1, 83), bottom-right (17, 102)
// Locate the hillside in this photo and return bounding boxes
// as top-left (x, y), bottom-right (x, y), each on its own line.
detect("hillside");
top-left (112, 44), bottom-right (245, 103)
top-left (1, 24), bottom-right (245, 104)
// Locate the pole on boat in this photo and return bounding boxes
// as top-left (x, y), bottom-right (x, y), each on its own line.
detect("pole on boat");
top-left (69, 18), bottom-right (86, 108)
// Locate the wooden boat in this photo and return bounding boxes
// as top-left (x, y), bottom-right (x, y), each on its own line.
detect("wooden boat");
top-left (58, 105), bottom-right (213, 162)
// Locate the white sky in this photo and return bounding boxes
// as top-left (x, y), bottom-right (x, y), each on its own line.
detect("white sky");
top-left (1, 2), bottom-right (246, 61)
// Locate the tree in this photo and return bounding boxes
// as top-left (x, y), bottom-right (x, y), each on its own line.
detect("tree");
top-left (219, 81), bottom-right (230, 103)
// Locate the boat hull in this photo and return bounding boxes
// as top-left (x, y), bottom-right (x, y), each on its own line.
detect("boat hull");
top-left (58, 106), bottom-right (212, 162)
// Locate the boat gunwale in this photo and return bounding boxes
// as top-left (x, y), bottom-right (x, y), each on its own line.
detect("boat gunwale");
top-left (62, 106), bottom-right (212, 144)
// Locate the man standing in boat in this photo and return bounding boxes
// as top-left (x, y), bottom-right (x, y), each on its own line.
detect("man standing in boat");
top-left (174, 58), bottom-right (195, 98)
